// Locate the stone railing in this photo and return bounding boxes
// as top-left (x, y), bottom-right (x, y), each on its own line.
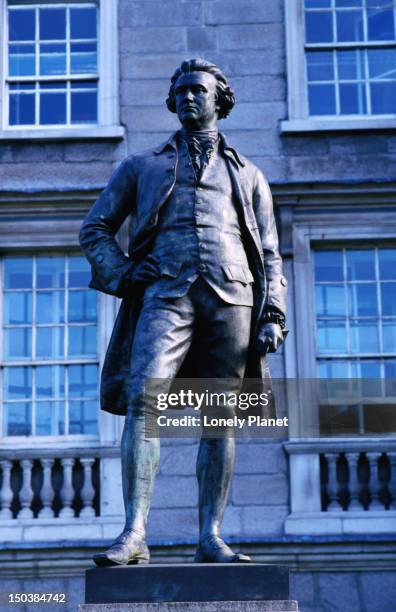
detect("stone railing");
top-left (284, 438), bottom-right (396, 535)
top-left (0, 448), bottom-right (100, 520)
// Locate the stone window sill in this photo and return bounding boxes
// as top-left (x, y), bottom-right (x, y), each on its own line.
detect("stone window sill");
top-left (280, 117), bottom-right (396, 134)
top-left (0, 125), bottom-right (125, 142)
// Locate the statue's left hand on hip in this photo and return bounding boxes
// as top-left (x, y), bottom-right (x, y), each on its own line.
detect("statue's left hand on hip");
top-left (256, 323), bottom-right (284, 354)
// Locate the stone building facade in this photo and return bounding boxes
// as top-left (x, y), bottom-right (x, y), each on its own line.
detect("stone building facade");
top-left (0, 1), bottom-right (395, 611)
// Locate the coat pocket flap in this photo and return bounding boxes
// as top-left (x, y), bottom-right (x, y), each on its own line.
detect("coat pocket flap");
top-left (159, 261), bottom-right (182, 277)
top-left (222, 264), bottom-right (254, 284)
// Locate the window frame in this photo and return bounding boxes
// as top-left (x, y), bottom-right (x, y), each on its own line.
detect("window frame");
top-left (288, 213), bottom-right (396, 438)
top-left (282, 0), bottom-right (396, 133)
top-left (0, 250), bottom-right (101, 444)
top-left (0, 0), bottom-right (124, 141)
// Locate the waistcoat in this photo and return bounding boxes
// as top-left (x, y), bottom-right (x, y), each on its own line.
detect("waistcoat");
top-left (144, 136), bottom-right (254, 306)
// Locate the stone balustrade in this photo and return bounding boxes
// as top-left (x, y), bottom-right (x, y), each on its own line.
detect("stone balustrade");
top-left (284, 439), bottom-right (396, 534)
top-left (0, 448), bottom-right (100, 520)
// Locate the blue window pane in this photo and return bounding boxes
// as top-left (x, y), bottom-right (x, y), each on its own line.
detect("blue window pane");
top-left (69, 257), bottom-right (91, 287)
top-left (337, 50), bottom-right (365, 80)
top-left (317, 320), bottom-right (347, 352)
top-left (36, 401), bottom-right (64, 435)
top-left (305, 11), bottom-right (333, 43)
top-left (68, 326), bottom-right (96, 357)
top-left (36, 291), bottom-right (65, 324)
top-left (5, 258), bottom-right (33, 289)
top-left (308, 84), bottom-right (336, 115)
top-left (385, 360), bottom-right (396, 397)
top-left (336, 9), bottom-right (364, 42)
top-left (69, 364), bottom-right (98, 398)
top-left (346, 250), bottom-right (375, 280)
top-left (40, 44), bottom-right (66, 76)
top-left (4, 328), bottom-right (32, 360)
top-left (368, 49), bottom-right (396, 79)
top-left (9, 93), bottom-right (35, 125)
top-left (9, 83), bottom-right (35, 91)
top-left (4, 292), bottom-right (32, 325)
top-left (350, 320), bottom-right (379, 352)
top-left (39, 8), bottom-right (66, 41)
top-left (70, 81), bottom-right (96, 90)
top-left (367, 8), bottom-right (395, 41)
top-left (36, 257), bottom-right (65, 289)
top-left (71, 91), bottom-right (97, 124)
top-left (36, 365), bottom-right (65, 398)
top-left (9, 44), bottom-right (35, 77)
top-left (348, 283), bottom-right (378, 316)
top-left (71, 42), bottom-right (97, 73)
top-left (40, 92), bottom-right (66, 125)
top-left (379, 249), bottom-right (396, 280)
top-left (371, 82), bottom-right (396, 114)
top-left (69, 291), bottom-right (96, 323)
top-left (316, 284), bottom-right (345, 316)
top-left (69, 400), bottom-right (98, 434)
top-left (381, 283), bottom-right (396, 316)
top-left (41, 82), bottom-right (66, 91)
top-left (315, 251), bottom-right (344, 281)
top-left (336, 0), bottom-right (363, 5)
top-left (4, 367), bottom-right (32, 400)
top-left (383, 320), bottom-right (396, 352)
top-left (70, 7), bottom-right (97, 40)
top-left (9, 9), bottom-right (35, 41)
top-left (4, 403), bottom-right (32, 436)
top-left (36, 327), bottom-right (64, 359)
top-left (339, 83), bottom-right (367, 114)
top-left (305, 0), bottom-right (331, 6)
top-left (307, 51), bottom-right (334, 81)
top-left (318, 360), bottom-right (349, 377)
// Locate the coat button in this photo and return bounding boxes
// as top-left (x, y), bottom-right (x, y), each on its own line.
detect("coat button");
top-left (281, 277), bottom-right (287, 287)
top-left (96, 254), bottom-right (104, 263)
top-left (99, 214), bottom-right (105, 220)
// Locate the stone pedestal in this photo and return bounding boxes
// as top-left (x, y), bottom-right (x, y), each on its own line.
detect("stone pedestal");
top-left (79, 602), bottom-right (298, 611)
top-left (79, 564), bottom-right (299, 611)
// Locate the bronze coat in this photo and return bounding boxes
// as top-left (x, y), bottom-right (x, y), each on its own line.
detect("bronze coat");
top-left (79, 133), bottom-right (287, 416)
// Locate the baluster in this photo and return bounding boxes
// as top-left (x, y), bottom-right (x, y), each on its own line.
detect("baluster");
top-left (18, 460), bottom-right (34, 518)
top-left (324, 453), bottom-right (342, 511)
top-left (0, 460), bottom-right (13, 519)
top-left (346, 452), bottom-right (363, 511)
top-left (387, 452), bottom-right (396, 510)
top-left (38, 459), bottom-right (55, 518)
top-left (59, 458), bottom-right (75, 518)
top-left (80, 458), bottom-right (95, 518)
top-left (366, 452), bottom-right (384, 510)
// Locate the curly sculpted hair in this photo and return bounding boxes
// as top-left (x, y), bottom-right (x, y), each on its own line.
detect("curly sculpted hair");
top-left (166, 58), bottom-right (235, 120)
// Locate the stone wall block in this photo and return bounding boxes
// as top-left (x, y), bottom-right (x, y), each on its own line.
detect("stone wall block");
top-left (235, 442), bottom-right (287, 475)
top-left (148, 508), bottom-right (198, 539)
top-left (232, 474), bottom-right (288, 505)
top-left (121, 106), bottom-right (179, 132)
top-left (231, 76), bottom-right (286, 103)
top-left (187, 26), bottom-right (218, 51)
top-left (151, 476), bottom-right (198, 509)
top-left (241, 505), bottom-right (288, 536)
top-left (120, 27), bottom-right (186, 54)
top-left (121, 1), bottom-right (202, 27)
top-left (218, 24), bottom-right (284, 50)
top-left (205, 0), bottom-right (283, 25)
top-left (318, 573), bottom-right (361, 612)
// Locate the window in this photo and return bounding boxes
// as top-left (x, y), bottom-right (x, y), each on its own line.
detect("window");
top-left (0, 0), bottom-right (123, 139)
top-left (282, 0), bottom-right (396, 131)
top-left (7, 4), bottom-right (98, 126)
top-left (314, 247), bottom-right (396, 434)
top-left (0, 254), bottom-right (99, 438)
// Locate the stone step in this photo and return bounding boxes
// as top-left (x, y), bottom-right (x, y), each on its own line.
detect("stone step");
top-left (79, 601), bottom-right (299, 611)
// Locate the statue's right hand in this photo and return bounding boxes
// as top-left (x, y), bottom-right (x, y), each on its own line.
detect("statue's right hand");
top-left (131, 255), bottom-right (160, 284)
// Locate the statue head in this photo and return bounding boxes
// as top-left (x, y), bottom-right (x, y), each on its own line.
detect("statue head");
top-left (166, 58), bottom-right (235, 129)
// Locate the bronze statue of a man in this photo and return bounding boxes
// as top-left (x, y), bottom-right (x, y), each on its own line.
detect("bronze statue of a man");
top-left (79, 58), bottom-right (287, 565)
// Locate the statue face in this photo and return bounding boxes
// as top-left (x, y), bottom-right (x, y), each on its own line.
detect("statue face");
top-left (174, 71), bottom-right (219, 130)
